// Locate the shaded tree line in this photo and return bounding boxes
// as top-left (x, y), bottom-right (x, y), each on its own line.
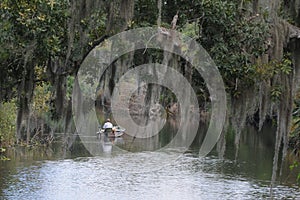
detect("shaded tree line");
top-left (0, 0), bottom-right (134, 144)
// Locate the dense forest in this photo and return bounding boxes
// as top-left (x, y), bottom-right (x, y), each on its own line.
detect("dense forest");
top-left (1, 0), bottom-right (300, 185)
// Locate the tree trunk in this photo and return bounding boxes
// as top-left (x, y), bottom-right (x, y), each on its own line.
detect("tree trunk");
top-left (16, 61), bottom-right (35, 143)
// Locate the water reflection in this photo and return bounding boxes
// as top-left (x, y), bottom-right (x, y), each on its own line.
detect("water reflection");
top-left (1, 121), bottom-right (300, 199)
top-left (1, 154), bottom-right (300, 199)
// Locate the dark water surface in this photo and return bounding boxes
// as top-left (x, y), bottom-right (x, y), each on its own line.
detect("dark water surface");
top-left (1, 123), bottom-right (300, 200)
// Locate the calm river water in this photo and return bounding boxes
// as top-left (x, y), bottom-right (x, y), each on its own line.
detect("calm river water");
top-left (0, 122), bottom-right (300, 200)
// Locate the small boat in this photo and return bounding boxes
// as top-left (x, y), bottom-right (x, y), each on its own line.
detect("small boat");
top-left (113, 131), bottom-right (124, 137)
top-left (97, 126), bottom-right (125, 138)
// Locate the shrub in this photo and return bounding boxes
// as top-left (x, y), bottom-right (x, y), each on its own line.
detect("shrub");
top-left (0, 99), bottom-right (17, 147)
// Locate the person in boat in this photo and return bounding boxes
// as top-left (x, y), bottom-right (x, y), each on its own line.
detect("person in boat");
top-left (103, 118), bottom-right (113, 129)
top-left (102, 118), bottom-right (116, 134)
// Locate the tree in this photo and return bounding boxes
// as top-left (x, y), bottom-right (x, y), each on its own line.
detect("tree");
top-left (0, 0), bottom-right (135, 143)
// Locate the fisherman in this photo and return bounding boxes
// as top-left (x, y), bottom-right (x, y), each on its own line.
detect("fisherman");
top-left (103, 118), bottom-right (113, 130)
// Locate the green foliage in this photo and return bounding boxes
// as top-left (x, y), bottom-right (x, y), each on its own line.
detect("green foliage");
top-left (133, 0), bottom-right (158, 27)
top-left (0, 0), bottom-right (70, 103)
top-left (289, 161), bottom-right (300, 185)
top-left (290, 92), bottom-right (300, 164)
top-left (0, 0), bottom-right (69, 57)
top-left (291, 92), bottom-right (300, 135)
top-left (181, 21), bottom-right (199, 38)
top-left (0, 147), bottom-right (10, 161)
top-left (0, 100), bottom-right (17, 147)
top-left (253, 55), bottom-right (292, 101)
top-left (279, 57), bottom-right (293, 74)
top-left (255, 55), bottom-right (293, 78)
top-left (33, 81), bottom-right (51, 118)
top-left (199, 1), bottom-right (269, 91)
top-left (290, 161), bottom-right (298, 170)
top-left (134, 0), bottom-right (271, 98)
top-left (66, 76), bottom-right (74, 101)
top-left (0, 0), bottom-right (114, 143)
top-left (165, 0), bottom-right (269, 95)
top-left (271, 85), bottom-right (282, 101)
top-left (134, 0), bottom-right (271, 99)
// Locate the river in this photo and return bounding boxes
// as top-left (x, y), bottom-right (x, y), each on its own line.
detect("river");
top-left (0, 122), bottom-right (300, 200)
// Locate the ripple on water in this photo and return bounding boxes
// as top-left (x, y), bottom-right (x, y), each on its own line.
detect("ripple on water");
top-left (1, 151), bottom-right (300, 200)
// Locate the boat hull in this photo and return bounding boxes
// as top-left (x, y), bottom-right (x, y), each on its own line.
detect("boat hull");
top-left (97, 126), bottom-right (125, 138)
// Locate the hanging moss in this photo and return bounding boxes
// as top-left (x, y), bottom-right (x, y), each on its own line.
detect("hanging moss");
top-left (229, 88), bottom-right (258, 159)
top-left (226, 0), bottom-right (300, 189)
